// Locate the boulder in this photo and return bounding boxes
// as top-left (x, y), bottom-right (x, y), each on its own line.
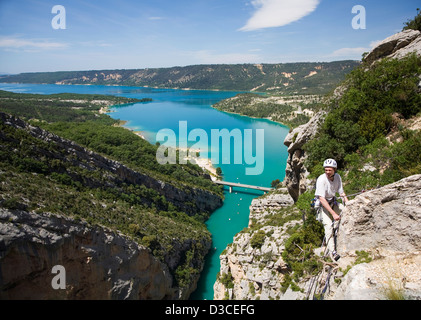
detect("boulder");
top-left (364, 29), bottom-right (421, 64)
top-left (283, 111), bottom-right (326, 202)
top-left (337, 174), bottom-right (421, 253)
top-left (329, 174), bottom-right (421, 300)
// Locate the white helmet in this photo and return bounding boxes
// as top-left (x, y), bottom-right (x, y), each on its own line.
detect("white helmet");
top-left (323, 158), bottom-right (337, 168)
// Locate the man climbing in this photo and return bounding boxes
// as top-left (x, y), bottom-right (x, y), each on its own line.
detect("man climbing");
top-left (314, 159), bottom-right (349, 261)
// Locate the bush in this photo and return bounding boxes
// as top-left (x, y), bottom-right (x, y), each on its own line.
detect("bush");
top-left (403, 8), bottom-right (421, 31)
top-left (305, 54), bottom-right (421, 171)
top-left (250, 230), bottom-right (266, 249)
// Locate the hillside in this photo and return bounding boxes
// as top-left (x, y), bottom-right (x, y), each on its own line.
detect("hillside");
top-left (0, 61), bottom-right (360, 95)
top-left (212, 93), bottom-right (323, 128)
top-left (0, 92), bottom-right (223, 299)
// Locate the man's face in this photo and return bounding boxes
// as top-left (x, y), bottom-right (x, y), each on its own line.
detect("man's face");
top-left (324, 167), bottom-right (335, 179)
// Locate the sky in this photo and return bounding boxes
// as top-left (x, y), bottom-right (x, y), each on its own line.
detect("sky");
top-left (0, 0), bottom-right (419, 73)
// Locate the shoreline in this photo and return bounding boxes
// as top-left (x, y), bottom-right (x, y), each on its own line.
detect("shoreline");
top-left (107, 109), bottom-right (218, 179)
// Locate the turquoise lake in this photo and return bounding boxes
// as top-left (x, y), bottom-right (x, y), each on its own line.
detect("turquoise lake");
top-left (0, 83), bottom-right (290, 300)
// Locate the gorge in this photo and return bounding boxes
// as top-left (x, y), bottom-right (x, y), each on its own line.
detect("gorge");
top-left (1, 27), bottom-right (421, 301)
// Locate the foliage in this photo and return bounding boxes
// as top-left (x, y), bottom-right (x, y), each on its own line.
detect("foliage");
top-left (271, 179), bottom-right (280, 188)
top-left (250, 230), bottom-right (266, 249)
top-left (305, 54), bottom-right (421, 171)
top-left (0, 90), bottom-right (142, 123)
top-left (213, 93), bottom-right (319, 128)
top-left (280, 209), bottom-right (324, 292)
top-left (218, 272), bottom-right (234, 289)
top-left (403, 8), bottom-right (421, 31)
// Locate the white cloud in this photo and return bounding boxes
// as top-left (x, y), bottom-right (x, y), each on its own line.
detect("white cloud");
top-left (330, 41), bottom-right (382, 59)
top-left (0, 36), bottom-right (68, 51)
top-left (331, 47), bottom-right (368, 57)
top-left (239, 0), bottom-right (320, 31)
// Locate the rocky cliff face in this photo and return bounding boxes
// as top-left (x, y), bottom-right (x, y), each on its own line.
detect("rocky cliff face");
top-left (0, 208), bottom-right (176, 300)
top-left (213, 191), bottom-right (297, 300)
top-left (328, 174), bottom-right (421, 300)
top-left (282, 29), bottom-right (421, 203)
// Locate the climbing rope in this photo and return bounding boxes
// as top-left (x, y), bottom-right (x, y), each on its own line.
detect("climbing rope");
top-left (305, 203), bottom-right (342, 300)
top-left (346, 185), bottom-right (381, 198)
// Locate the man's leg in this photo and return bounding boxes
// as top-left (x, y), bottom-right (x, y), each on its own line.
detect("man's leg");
top-left (320, 207), bottom-right (335, 254)
top-left (330, 203), bottom-right (344, 260)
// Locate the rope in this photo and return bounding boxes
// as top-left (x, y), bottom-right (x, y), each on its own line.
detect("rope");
top-left (305, 204), bottom-right (342, 300)
top-left (346, 185), bottom-right (381, 198)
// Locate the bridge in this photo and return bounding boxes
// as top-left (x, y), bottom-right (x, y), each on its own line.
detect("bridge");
top-left (214, 180), bottom-right (272, 193)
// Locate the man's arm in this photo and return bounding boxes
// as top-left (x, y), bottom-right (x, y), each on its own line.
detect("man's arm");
top-left (319, 196), bottom-right (341, 221)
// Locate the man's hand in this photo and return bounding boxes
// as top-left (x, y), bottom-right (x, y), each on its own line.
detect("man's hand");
top-left (332, 213), bottom-right (341, 221)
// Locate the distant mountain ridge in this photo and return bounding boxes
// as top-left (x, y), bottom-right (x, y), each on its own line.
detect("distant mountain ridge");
top-left (0, 61), bottom-right (360, 94)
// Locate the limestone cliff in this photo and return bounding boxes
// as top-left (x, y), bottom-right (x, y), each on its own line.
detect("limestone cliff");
top-left (0, 112), bottom-right (219, 299)
top-left (214, 190), bottom-right (297, 300)
top-left (328, 174), bottom-right (421, 300)
top-left (283, 111), bottom-right (326, 202)
top-left (0, 208), bottom-right (177, 299)
top-left (364, 29), bottom-right (421, 64)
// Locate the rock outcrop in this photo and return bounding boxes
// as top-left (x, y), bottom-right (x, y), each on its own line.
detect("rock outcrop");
top-left (327, 174), bottom-right (421, 300)
top-left (283, 29), bottom-right (421, 203)
top-left (0, 208), bottom-right (176, 300)
top-left (283, 111), bottom-right (326, 202)
top-left (214, 191), bottom-right (298, 300)
top-left (364, 29), bottom-right (421, 64)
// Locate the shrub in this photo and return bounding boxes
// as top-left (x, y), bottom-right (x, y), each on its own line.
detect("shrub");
top-left (250, 230), bottom-right (266, 249)
top-left (403, 8), bottom-right (421, 31)
top-left (305, 54), bottom-right (421, 172)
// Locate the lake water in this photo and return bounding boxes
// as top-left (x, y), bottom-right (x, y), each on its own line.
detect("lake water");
top-left (0, 83), bottom-right (290, 300)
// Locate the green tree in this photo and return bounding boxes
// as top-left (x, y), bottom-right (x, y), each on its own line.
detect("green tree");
top-left (403, 8), bottom-right (421, 31)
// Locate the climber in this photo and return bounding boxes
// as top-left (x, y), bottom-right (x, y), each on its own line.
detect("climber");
top-left (314, 159), bottom-right (349, 262)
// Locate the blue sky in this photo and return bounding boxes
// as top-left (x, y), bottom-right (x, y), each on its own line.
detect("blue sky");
top-left (0, 0), bottom-right (418, 73)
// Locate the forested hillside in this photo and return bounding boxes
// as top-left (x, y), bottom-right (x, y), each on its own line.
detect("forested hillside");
top-left (0, 61), bottom-right (359, 94)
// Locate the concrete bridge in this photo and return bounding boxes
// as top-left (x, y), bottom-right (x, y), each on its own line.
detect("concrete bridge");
top-left (214, 180), bottom-right (272, 193)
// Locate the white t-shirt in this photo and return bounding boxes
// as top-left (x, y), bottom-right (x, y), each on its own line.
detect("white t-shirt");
top-left (315, 173), bottom-right (344, 201)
